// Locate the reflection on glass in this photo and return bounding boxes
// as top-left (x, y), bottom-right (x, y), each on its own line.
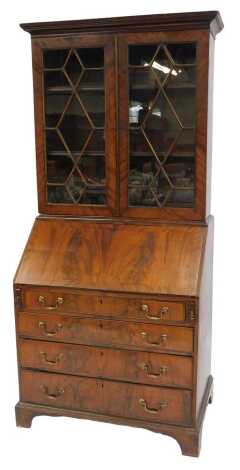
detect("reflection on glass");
top-left (43, 47), bottom-right (106, 205)
top-left (128, 42), bottom-right (196, 208)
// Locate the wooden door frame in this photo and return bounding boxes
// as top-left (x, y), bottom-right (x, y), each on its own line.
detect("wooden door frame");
top-left (32, 34), bottom-right (118, 217)
top-left (118, 30), bottom-right (210, 222)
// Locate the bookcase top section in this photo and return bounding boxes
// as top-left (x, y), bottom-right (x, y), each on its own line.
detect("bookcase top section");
top-left (14, 218), bottom-right (207, 297)
top-left (20, 11), bottom-right (223, 38)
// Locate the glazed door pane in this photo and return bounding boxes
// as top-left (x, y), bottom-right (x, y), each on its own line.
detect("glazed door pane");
top-left (33, 35), bottom-right (116, 216)
top-left (128, 42), bottom-right (196, 209)
top-left (44, 47), bottom-right (106, 205)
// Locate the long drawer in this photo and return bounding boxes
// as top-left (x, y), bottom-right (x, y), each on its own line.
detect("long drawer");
top-left (18, 313), bottom-right (193, 354)
top-left (21, 370), bottom-right (192, 425)
top-left (19, 339), bottom-right (193, 388)
top-left (22, 288), bottom-right (186, 323)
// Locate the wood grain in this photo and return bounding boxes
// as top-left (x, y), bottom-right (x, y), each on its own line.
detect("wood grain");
top-left (32, 35), bottom-right (117, 217)
top-left (118, 29), bottom-right (210, 222)
top-left (22, 287), bottom-right (186, 322)
top-left (15, 376), bottom-right (213, 457)
top-left (30, 19), bottom-right (219, 222)
top-left (15, 11), bottom-right (223, 457)
top-left (20, 369), bottom-right (192, 425)
top-left (19, 339), bottom-right (193, 388)
top-left (196, 216), bottom-right (214, 416)
top-left (20, 11), bottom-right (223, 38)
top-left (17, 313), bottom-right (194, 354)
top-left (14, 219), bottom-right (207, 296)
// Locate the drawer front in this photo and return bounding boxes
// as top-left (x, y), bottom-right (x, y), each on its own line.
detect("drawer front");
top-left (21, 370), bottom-right (192, 425)
top-left (18, 313), bottom-right (193, 354)
top-left (23, 288), bottom-right (185, 323)
top-left (19, 339), bottom-right (193, 388)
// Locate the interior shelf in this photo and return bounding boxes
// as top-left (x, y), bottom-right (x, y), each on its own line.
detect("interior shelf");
top-left (46, 83), bottom-right (195, 94)
top-left (46, 85), bottom-right (104, 93)
top-left (130, 83), bottom-right (196, 90)
top-left (129, 151), bottom-right (195, 158)
top-left (48, 151), bottom-right (105, 157)
top-left (48, 150), bottom-right (194, 158)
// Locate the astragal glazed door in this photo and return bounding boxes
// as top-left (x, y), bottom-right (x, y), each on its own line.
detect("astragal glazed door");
top-left (32, 34), bottom-right (117, 216)
top-left (118, 31), bottom-right (210, 221)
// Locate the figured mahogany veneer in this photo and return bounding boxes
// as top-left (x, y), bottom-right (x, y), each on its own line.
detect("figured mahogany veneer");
top-left (15, 217), bottom-right (213, 457)
top-left (20, 370), bottom-right (192, 426)
top-left (18, 313), bottom-right (194, 354)
top-left (23, 288), bottom-right (186, 322)
top-left (14, 10), bottom-right (222, 457)
top-left (19, 339), bottom-right (193, 388)
top-left (14, 218), bottom-right (206, 297)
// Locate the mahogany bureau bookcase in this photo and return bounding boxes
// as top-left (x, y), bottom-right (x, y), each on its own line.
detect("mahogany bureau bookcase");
top-left (14, 11), bottom-right (223, 457)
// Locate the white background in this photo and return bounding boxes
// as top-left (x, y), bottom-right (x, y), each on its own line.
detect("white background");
top-left (0, 0), bottom-right (239, 468)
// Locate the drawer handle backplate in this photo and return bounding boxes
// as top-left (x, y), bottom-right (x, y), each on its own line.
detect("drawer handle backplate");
top-left (40, 385), bottom-right (64, 399)
top-left (141, 332), bottom-right (168, 346)
top-left (38, 321), bottom-right (63, 337)
top-left (141, 304), bottom-right (169, 321)
top-left (139, 362), bottom-right (168, 378)
top-left (40, 352), bottom-right (63, 365)
top-left (38, 295), bottom-right (64, 310)
top-left (139, 398), bottom-right (168, 414)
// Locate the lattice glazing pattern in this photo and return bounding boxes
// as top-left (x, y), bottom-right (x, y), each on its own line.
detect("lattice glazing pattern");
top-left (44, 48), bottom-right (106, 205)
top-left (128, 43), bottom-right (196, 208)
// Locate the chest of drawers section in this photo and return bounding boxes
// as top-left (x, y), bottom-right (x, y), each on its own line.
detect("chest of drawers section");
top-left (15, 287), bottom-right (196, 428)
